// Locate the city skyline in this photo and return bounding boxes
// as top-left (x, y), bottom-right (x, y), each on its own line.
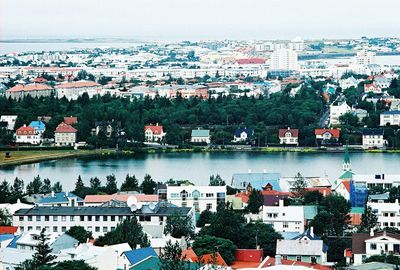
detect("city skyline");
top-left (1, 0), bottom-right (400, 40)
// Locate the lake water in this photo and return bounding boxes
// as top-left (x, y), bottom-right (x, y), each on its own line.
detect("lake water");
top-left (0, 152), bottom-right (400, 191)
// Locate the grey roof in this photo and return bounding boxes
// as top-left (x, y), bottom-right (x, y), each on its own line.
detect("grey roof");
top-left (14, 206), bottom-right (191, 217)
top-left (191, 129), bottom-right (210, 137)
top-left (276, 238), bottom-right (326, 256)
top-left (368, 192), bottom-right (390, 201)
top-left (348, 262), bottom-right (396, 270)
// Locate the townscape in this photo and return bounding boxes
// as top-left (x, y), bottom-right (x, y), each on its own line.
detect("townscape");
top-left (2, 0), bottom-right (400, 269)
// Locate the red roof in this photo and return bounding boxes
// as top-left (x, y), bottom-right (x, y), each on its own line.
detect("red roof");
top-left (16, 125), bottom-right (36, 135)
top-left (236, 58), bottom-right (266, 65)
top-left (181, 248), bottom-right (198, 262)
top-left (64, 117), bottom-right (78, 125)
top-left (261, 257), bottom-right (332, 269)
top-left (314, 129), bottom-right (340, 138)
top-left (54, 81), bottom-right (100, 89)
top-left (0, 226), bottom-right (18, 235)
top-left (55, 122), bottom-right (77, 133)
top-left (235, 192), bottom-right (250, 204)
top-left (198, 252), bottom-right (227, 266)
top-left (7, 83), bottom-right (53, 92)
top-left (278, 128), bottom-right (299, 138)
top-left (144, 125), bottom-right (164, 135)
top-left (341, 180), bottom-right (351, 193)
top-left (234, 249), bottom-right (263, 263)
top-left (32, 77), bottom-right (48, 83)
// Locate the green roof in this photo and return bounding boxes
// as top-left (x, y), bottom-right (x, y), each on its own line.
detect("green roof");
top-left (343, 145), bottom-right (350, 164)
top-left (191, 129), bottom-right (210, 137)
top-left (339, 170), bottom-right (354, 180)
top-left (351, 207), bottom-right (365, 214)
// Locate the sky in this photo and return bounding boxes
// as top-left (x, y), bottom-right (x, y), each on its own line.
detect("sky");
top-left (1, 0), bottom-right (400, 41)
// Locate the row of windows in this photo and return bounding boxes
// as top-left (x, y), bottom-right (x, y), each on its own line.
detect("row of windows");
top-left (19, 215), bottom-right (128, 222)
top-left (20, 225), bottom-right (117, 234)
top-left (170, 192), bottom-right (216, 198)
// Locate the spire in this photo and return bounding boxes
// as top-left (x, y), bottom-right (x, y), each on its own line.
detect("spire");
top-left (343, 145), bottom-right (351, 172)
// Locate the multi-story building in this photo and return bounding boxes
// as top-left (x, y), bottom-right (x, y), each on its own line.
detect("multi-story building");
top-left (233, 127), bottom-right (254, 143)
top-left (362, 128), bottom-right (385, 149)
top-left (278, 127), bottom-right (299, 146)
top-left (28, 121), bottom-right (46, 135)
top-left (5, 83), bottom-right (54, 99)
top-left (330, 100), bottom-right (351, 126)
top-left (55, 81), bottom-right (101, 100)
top-left (15, 125), bottom-right (41, 145)
top-left (0, 115), bottom-right (17, 131)
top-left (144, 124), bottom-right (166, 143)
top-left (314, 129), bottom-right (340, 146)
top-left (13, 203), bottom-right (194, 238)
top-left (166, 185), bottom-right (226, 213)
top-left (380, 111), bottom-right (400, 126)
top-left (352, 174), bottom-right (400, 190)
top-left (368, 199), bottom-right (400, 230)
top-left (270, 49), bottom-right (298, 70)
top-left (190, 129), bottom-right (210, 144)
top-left (356, 50), bottom-right (376, 66)
top-left (54, 122), bottom-right (77, 146)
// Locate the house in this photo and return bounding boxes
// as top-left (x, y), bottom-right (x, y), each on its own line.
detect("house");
top-left (0, 115), bottom-right (17, 130)
top-left (55, 122), bottom-right (77, 146)
top-left (390, 100), bottom-right (400, 111)
top-left (231, 171), bottom-right (281, 191)
top-left (374, 76), bottom-right (392, 89)
top-left (55, 81), bottom-right (101, 100)
top-left (233, 127), bottom-right (254, 143)
top-left (278, 127), bottom-right (299, 146)
top-left (262, 200), bottom-right (317, 233)
top-left (93, 120), bottom-right (122, 138)
top-left (15, 231), bottom-right (79, 253)
top-left (314, 129), bottom-right (340, 146)
top-left (5, 83), bottom-right (54, 99)
top-left (13, 203), bottom-right (194, 238)
top-left (259, 256), bottom-right (332, 269)
top-left (191, 129), bottom-right (211, 144)
top-left (352, 174), bottom-right (400, 190)
top-left (63, 116), bottom-right (78, 125)
top-left (351, 230), bottom-right (400, 265)
top-left (380, 110), bottom-right (400, 126)
top-left (28, 121), bottom-right (46, 134)
top-left (330, 101), bottom-right (351, 126)
top-left (121, 247), bottom-right (157, 269)
top-left (144, 124), bottom-right (166, 143)
top-left (276, 227), bottom-right (328, 265)
top-left (340, 76), bottom-right (359, 90)
top-left (166, 184), bottom-right (226, 212)
top-left (35, 191), bottom-right (84, 207)
top-left (364, 83), bottom-right (382, 94)
top-left (15, 125), bottom-right (41, 145)
top-left (362, 129), bottom-right (385, 149)
top-left (367, 199), bottom-right (400, 230)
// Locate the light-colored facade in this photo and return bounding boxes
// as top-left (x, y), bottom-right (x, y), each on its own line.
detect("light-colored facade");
top-left (330, 101), bottom-right (351, 126)
top-left (190, 129), bottom-right (211, 144)
top-left (144, 124), bottom-right (166, 143)
top-left (368, 200), bottom-right (400, 230)
top-left (278, 128), bottom-right (299, 146)
top-left (380, 111), bottom-right (400, 126)
top-left (55, 81), bottom-right (101, 100)
top-left (270, 49), bottom-right (298, 70)
top-left (352, 174), bottom-right (400, 189)
top-left (362, 129), bottom-right (385, 149)
top-left (5, 83), bottom-right (54, 99)
top-left (0, 115), bottom-right (17, 130)
top-left (166, 185), bottom-right (226, 213)
top-left (356, 50), bottom-right (376, 66)
top-left (15, 125), bottom-right (41, 145)
top-left (54, 122), bottom-right (77, 146)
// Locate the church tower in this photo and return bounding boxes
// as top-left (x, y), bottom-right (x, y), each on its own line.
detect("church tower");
top-left (343, 145), bottom-right (351, 172)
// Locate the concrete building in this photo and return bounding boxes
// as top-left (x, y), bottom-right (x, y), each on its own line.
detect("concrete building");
top-left (144, 124), bottom-right (166, 143)
top-left (362, 129), bottom-right (385, 149)
top-left (166, 184), bottom-right (226, 213)
top-left (330, 100), bottom-right (351, 126)
top-left (356, 50), bottom-right (376, 66)
top-left (190, 129), bottom-right (210, 144)
top-left (54, 122), bottom-right (77, 146)
top-left (270, 49), bottom-right (298, 70)
top-left (0, 115), bottom-right (17, 131)
top-left (15, 125), bottom-right (41, 145)
top-left (352, 174), bottom-right (400, 190)
top-left (380, 111), bottom-right (400, 126)
top-left (55, 81), bottom-right (101, 100)
top-left (368, 199), bottom-right (400, 230)
top-left (5, 83), bottom-right (54, 99)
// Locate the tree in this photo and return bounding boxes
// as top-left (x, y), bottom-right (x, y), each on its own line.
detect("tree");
top-left (303, 191), bottom-right (324, 205)
top-left (359, 205), bottom-right (378, 233)
top-left (74, 175), bottom-right (85, 195)
top-left (339, 112), bottom-right (360, 127)
top-left (26, 175), bottom-right (43, 195)
top-left (10, 177), bottom-right (24, 201)
top-left (140, 174), bottom-right (157, 194)
top-left (0, 180), bottom-right (11, 203)
top-left (105, 174), bottom-right (118, 194)
top-left (66, 226), bottom-right (93, 244)
top-left (38, 260), bottom-right (98, 270)
top-left (0, 208), bottom-right (11, 226)
top-left (193, 235), bottom-right (237, 265)
top-left (89, 177), bottom-right (101, 191)
top-left (196, 209), bottom-right (215, 228)
top-left (95, 217), bottom-right (149, 248)
top-left (27, 229), bottom-right (56, 268)
top-left (41, 178), bottom-right (52, 194)
top-left (246, 189), bottom-right (264, 214)
top-left (164, 212), bottom-right (194, 239)
top-left (52, 182), bottom-right (63, 193)
top-left (209, 175), bottom-right (225, 186)
top-left (120, 174), bottom-right (139, 192)
top-left (291, 172), bottom-right (307, 200)
top-left (159, 240), bottom-right (192, 270)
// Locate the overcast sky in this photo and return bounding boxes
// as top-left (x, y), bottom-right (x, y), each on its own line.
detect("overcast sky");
top-left (1, 0), bottom-right (400, 40)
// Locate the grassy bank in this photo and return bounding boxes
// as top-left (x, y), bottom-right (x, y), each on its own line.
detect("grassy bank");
top-left (0, 149), bottom-right (117, 167)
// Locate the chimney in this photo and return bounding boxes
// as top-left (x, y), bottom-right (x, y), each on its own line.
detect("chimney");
top-left (279, 199), bottom-right (284, 207)
top-left (275, 255), bottom-right (282, 265)
top-left (370, 228), bottom-right (374, 237)
top-left (66, 191), bottom-right (69, 197)
top-left (263, 169), bottom-right (267, 173)
top-left (287, 127), bottom-right (290, 130)
top-left (248, 169), bottom-right (252, 174)
top-left (310, 226), bottom-right (314, 238)
top-left (51, 191), bottom-right (55, 198)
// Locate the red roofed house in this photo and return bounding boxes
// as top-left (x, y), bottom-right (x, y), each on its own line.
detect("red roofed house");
top-left (279, 127), bottom-right (299, 146)
top-left (144, 124), bottom-right (166, 143)
top-left (64, 116), bottom-right (78, 125)
top-left (364, 83), bottom-right (382, 94)
top-left (0, 226), bottom-right (18, 235)
top-left (260, 256), bottom-right (331, 270)
top-left (236, 58), bottom-right (266, 65)
top-left (15, 125), bottom-right (41, 145)
top-left (5, 83), bottom-right (54, 100)
top-left (55, 122), bottom-right (77, 146)
top-left (314, 129), bottom-right (340, 146)
top-left (55, 81), bottom-right (101, 100)
top-left (84, 193), bottom-right (159, 206)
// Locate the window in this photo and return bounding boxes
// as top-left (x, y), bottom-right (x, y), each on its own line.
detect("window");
top-left (370, 243), bottom-right (377, 250)
top-left (206, 203), bottom-right (212, 210)
top-left (384, 222), bottom-right (389, 227)
top-left (103, 227), bottom-right (108, 233)
top-left (87, 226), bottom-right (92, 232)
top-left (171, 193), bottom-right (179, 198)
top-left (36, 226), bottom-right (41, 231)
top-left (28, 216), bottom-right (32, 221)
top-left (19, 216), bottom-right (24, 221)
top-left (70, 216), bottom-right (75, 221)
top-left (61, 226), bottom-right (67, 232)
top-left (36, 216), bottom-right (41, 222)
top-left (53, 226), bottom-right (58, 232)
top-left (206, 193), bottom-right (214, 198)
top-left (87, 216), bottom-right (92, 222)
top-left (103, 216), bottom-right (108, 222)
top-left (390, 213), bottom-right (395, 217)
top-left (296, 256), bottom-right (302, 262)
top-left (391, 222), bottom-right (395, 227)
top-left (45, 216), bottom-right (49, 221)
top-left (111, 216), bottom-right (115, 222)
top-left (282, 256), bottom-right (288, 260)
top-left (62, 216), bottom-right (66, 222)
top-left (119, 216), bottom-right (123, 222)
top-left (95, 227), bottom-right (100, 232)
top-left (95, 216), bottom-right (100, 222)
top-left (111, 226), bottom-right (115, 231)
top-left (283, 222), bottom-right (289, 228)
top-left (28, 226), bottom-right (32, 231)
top-left (80, 216), bottom-right (85, 222)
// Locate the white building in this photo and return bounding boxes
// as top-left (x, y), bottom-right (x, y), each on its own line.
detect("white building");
top-left (368, 200), bottom-right (400, 230)
top-left (55, 81), bottom-right (102, 100)
top-left (190, 129), bottom-right (211, 144)
top-left (330, 101), bottom-right (351, 126)
top-left (15, 125), bottom-right (41, 145)
top-left (270, 49), bottom-right (298, 70)
top-left (339, 76), bottom-right (359, 90)
top-left (362, 129), bottom-right (385, 149)
top-left (278, 128), bottom-right (299, 146)
top-left (352, 174), bottom-right (400, 190)
top-left (144, 124), bottom-right (166, 143)
top-left (0, 115), bottom-right (17, 131)
top-left (356, 50), bottom-right (376, 66)
top-left (55, 122), bottom-right (77, 146)
top-left (380, 111), bottom-right (400, 126)
top-left (166, 185), bottom-right (226, 213)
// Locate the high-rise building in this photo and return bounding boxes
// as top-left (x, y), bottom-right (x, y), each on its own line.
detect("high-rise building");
top-left (270, 48), bottom-right (298, 70)
top-left (356, 49), bottom-right (376, 65)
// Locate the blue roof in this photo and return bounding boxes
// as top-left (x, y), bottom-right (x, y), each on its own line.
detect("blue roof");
top-left (124, 247), bottom-right (157, 265)
top-left (7, 235), bottom-right (21, 248)
top-left (362, 128), bottom-right (384, 136)
top-left (29, 121), bottom-right (46, 131)
top-left (232, 172), bottom-right (281, 190)
top-left (0, 234), bottom-right (14, 242)
top-left (37, 192), bottom-right (83, 204)
top-left (382, 110), bottom-right (400, 115)
top-left (234, 128), bottom-right (254, 138)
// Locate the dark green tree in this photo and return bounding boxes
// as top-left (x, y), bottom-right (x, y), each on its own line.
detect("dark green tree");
top-left (0, 208), bottom-right (11, 226)
top-left (89, 177), bottom-right (101, 191)
top-left (246, 189), bottom-right (264, 214)
top-left (140, 174), bottom-right (157, 194)
top-left (159, 240), bottom-right (191, 270)
top-left (0, 180), bottom-right (11, 203)
top-left (30, 229), bottom-right (56, 268)
top-left (209, 175), bottom-right (225, 186)
top-left (27, 175), bottom-right (43, 195)
top-left (66, 226), bottom-right (93, 243)
top-left (196, 209), bottom-right (215, 228)
top-left (164, 212), bottom-right (194, 239)
top-left (291, 172), bottom-right (307, 201)
top-left (105, 174), bottom-right (118, 194)
top-left (51, 182), bottom-right (63, 193)
top-left (10, 177), bottom-right (24, 201)
top-left (359, 205), bottom-right (378, 233)
top-left (120, 174), bottom-right (139, 192)
top-left (193, 235), bottom-right (237, 265)
top-left (41, 178), bottom-right (52, 194)
top-left (74, 175), bottom-right (85, 194)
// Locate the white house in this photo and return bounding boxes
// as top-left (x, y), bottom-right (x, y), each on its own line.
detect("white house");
top-left (362, 129), bottom-right (385, 149)
top-left (0, 115), bottom-right (17, 130)
top-left (352, 174), bottom-right (400, 190)
top-left (166, 185), bottom-right (226, 213)
top-left (191, 129), bottom-right (211, 144)
top-left (330, 100), bottom-right (351, 126)
top-left (340, 76), bottom-right (359, 90)
top-left (15, 125), bottom-right (41, 145)
top-left (233, 127), bottom-right (254, 143)
top-left (352, 231), bottom-right (400, 265)
top-left (278, 127), bottom-right (299, 146)
top-left (380, 111), bottom-right (400, 126)
top-left (368, 199), bottom-right (400, 230)
top-left (54, 122), bottom-right (77, 146)
top-left (144, 124), bottom-right (166, 143)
